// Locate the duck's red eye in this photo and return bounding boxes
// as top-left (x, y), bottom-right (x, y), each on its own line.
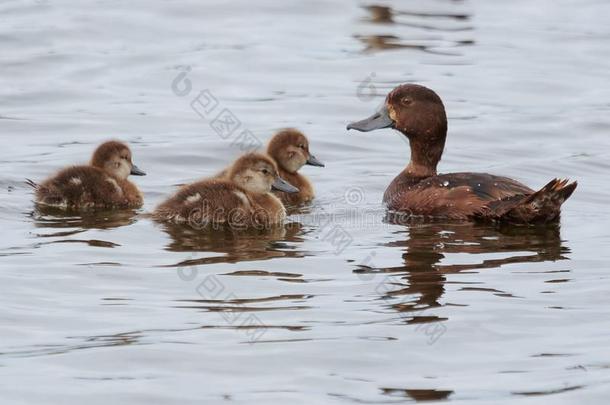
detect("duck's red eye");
top-left (401, 97), bottom-right (413, 106)
top-left (298, 144), bottom-right (305, 149)
top-left (261, 169), bottom-right (269, 175)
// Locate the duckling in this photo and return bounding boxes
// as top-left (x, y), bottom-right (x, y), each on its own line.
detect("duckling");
top-left (266, 128), bottom-right (324, 206)
top-left (213, 129), bottom-right (324, 205)
top-left (153, 153), bottom-right (298, 229)
top-left (347, 84), bottom-right (577, 224)
top-left (28, 141), bottom-right (146, 210)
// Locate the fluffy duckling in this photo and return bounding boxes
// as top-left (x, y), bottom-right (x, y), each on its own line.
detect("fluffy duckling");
top-left (154, 153), bottom-right (298, 229)
top-left (29, 141), bottom-right (145, 210)
top-left (266, 128), bottom-right (324, 206)
top-left (347, 84), bottom-right (576, 224)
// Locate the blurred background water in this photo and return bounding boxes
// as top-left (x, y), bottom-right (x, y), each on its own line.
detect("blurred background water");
top-left (1, 0), bottom-right (610, 403)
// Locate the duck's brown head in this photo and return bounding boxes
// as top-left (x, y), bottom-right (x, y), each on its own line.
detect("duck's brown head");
top-left (267, 129), bottom-right (324, 174)
top-left (347, 84), bottom-right (448, 175)
top-left (229, 153), bottom-right (299, 195)
top-left (90, 141), bottom-right (146, 180)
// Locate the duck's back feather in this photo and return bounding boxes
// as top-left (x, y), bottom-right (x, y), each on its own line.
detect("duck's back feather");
top-left (384, 172), bottom-right (576, 223)
top-left (384, 172), bottom-right (534, 220)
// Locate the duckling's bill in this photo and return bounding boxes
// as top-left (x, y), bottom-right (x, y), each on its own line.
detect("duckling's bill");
top-left (306, 154), bottom-right (325, 167)
top-left (272, 177), bottom-right (299, 193)
top-left (130, 164), bottom-right (146, 176)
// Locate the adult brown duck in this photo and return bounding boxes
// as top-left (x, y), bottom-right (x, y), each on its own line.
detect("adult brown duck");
top-left (347, 84), bottom-right (576, 224)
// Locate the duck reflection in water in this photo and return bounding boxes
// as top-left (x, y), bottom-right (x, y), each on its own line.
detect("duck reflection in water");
top-left (355, 221), bottom-right (569, 330)
top-left (159, 221), bottom-right (305, 266)
top-left (364, 5), bottom-right (471, 24)
top-left (357, 4), bottom-right (474, 54)
top-left (30, 205), bottom-right (139, 235)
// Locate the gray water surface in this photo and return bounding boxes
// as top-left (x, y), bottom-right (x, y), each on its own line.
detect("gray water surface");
top-left (1, 0), bottom-right (610, 404)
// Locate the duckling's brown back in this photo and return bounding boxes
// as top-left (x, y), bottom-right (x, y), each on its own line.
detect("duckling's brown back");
top-left (37, 166), bottom-right (130, 209)
top-left (153, 179), bottom-right (252, 225)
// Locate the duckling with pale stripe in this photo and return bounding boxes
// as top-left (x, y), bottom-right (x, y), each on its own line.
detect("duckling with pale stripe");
top-left (154, 153), bottom-right (298, 229)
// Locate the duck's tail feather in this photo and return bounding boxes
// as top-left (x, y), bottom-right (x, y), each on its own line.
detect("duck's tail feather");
top-left (527, 178), bottom-right (577, 204)
top-left (482, 179), bottom-right (577, 224)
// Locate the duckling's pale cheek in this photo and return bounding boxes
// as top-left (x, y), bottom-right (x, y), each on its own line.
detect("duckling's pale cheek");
top-left (253, 176), bottom-right (272, 194)
top-left (298, 152), bottom-right (308, 166)
top-left (284, 160), bottom-right (302, 173)
top-left (237, 172), bottom-right (269, 194)
top-left (116, 163), bottom-right (131, 179)
top-left (283, 151), bottom-right (306, 173)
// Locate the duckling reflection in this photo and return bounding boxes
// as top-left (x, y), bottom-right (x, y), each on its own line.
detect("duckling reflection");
top-left (357, 4), bottom-right (474, 54)
top-left (364, 5), bottom-right (471, 24)
top-left (30, 206), bottom-right (139, 235)
top-left (159, 221), bottom-right (305, 266)
top-left (355, 35), bottom-right (428, 53)
top-left (354, 33), bottom-right (472, 55)
top-left (365, 5), bottom-right (395, 23)
top-left (355, 222), bottom-right (568, 316)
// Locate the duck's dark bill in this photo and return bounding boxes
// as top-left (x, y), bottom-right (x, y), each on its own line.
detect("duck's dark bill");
top-left (306, 154), bottom-right (325, 167)
top-left (346, 105), bottom-right (394, 132)
top-left (130, 165), bottom-right (146, 176)
top-left (272, 177), bottom-right (299, 193)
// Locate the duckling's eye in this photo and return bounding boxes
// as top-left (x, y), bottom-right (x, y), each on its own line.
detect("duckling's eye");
top-left (261, 168), bottom-right (270, 175)
top-left (401, 97), bottom-right (413, 106)
top-left (298, 144), bottom-right (305, 149)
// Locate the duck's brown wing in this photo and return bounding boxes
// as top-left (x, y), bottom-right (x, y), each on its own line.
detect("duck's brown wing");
top-left (427, 173), bottom-right (533, 200)
top-left (385, 172), bottom-right (534, 220)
